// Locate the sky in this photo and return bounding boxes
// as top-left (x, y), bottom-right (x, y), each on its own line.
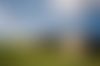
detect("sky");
top-left (0, 0), bottom-right (49, 38)
top-left (0, 0), bottom-right (99, 39)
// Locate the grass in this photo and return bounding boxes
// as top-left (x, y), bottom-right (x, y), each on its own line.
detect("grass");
top-left (0, 47), bottom-right (100, 66)
top-left (0, 40), bottom-right (100, 66)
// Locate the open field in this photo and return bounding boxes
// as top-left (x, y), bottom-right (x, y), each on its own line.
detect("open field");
top-left (0, 46), bottom-right (100, 66)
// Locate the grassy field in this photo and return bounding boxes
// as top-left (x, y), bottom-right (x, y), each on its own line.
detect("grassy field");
top-left (0, 39), bottom-right (100, 66)
top-left (0, 47), bottom-right (100, 66)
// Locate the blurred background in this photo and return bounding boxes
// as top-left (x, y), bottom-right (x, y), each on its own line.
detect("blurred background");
top-left (0, 0), bottom-right (100, 66)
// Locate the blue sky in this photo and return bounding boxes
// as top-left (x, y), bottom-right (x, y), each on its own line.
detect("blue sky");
top-left (0, 0), bottom-right (66, 26)
top-left (0, 0), bottom-right (66, 38)
top-left (0, 0), bottom-right (45, 23)
top-left (0, 0), bottom-right (99, 39)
